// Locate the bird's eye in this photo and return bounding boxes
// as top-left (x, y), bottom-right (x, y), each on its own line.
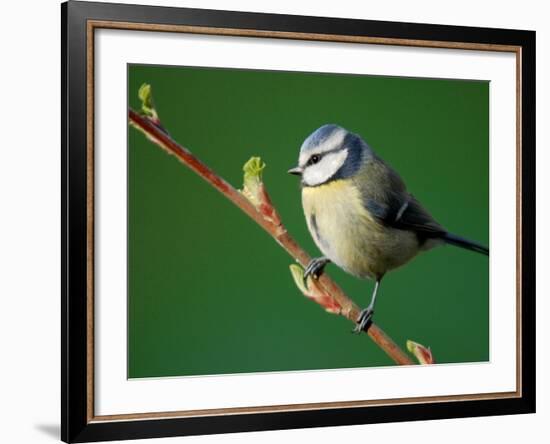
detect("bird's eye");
top-left (308, 154), bottom-right (321, 165)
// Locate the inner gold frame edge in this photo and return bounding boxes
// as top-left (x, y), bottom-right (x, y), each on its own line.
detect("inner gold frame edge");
top-left (85, 19), bottom-right (523, 423)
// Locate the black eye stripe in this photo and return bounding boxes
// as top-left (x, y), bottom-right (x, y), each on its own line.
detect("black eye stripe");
top-left (304, 147), bottom-right (344, 167)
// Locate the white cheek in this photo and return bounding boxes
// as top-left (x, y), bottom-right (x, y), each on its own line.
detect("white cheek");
top-left (303, 149), bottom-right (348, 186)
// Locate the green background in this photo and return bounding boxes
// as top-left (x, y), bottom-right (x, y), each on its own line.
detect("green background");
top-left (128, 64), bottom-right (489, 378)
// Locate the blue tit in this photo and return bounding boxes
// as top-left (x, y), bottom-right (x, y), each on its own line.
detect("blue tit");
top-left (288, 124), bottom-right (489, 333)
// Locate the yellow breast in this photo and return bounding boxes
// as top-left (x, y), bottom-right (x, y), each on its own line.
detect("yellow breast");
top-left (302, 180), bottom-right (419, 279)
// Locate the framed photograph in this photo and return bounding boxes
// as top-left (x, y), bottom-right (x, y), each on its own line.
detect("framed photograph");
top-left (62, 1), bottom-right (535, 442)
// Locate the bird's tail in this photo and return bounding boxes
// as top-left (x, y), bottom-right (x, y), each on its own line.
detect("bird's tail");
top-left (442, 233), bottom-right (489, 256)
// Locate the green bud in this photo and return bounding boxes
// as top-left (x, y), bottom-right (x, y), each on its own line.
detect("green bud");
top-left (241, 156), bottom-right (266, 207)
top-left (289, 264), bottom-right (309, 295)
top-left (407, 340), bottom-right (435, 365)
top-left (138, 83), bottom-right (159, 122)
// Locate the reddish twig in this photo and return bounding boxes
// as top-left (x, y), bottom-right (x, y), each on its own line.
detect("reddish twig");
top-left (129, 108), bottom-right (414, 365)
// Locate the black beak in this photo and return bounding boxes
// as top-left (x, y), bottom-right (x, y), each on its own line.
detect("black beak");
top-left (287, 166), bottom-right (303, 176)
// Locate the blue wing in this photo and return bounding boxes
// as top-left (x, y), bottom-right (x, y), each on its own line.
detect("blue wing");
top-left (354, 159), bottom-right (446, 240)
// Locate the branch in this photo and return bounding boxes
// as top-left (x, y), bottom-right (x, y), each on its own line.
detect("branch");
top-left (129, 88), bottom-right (416, 366)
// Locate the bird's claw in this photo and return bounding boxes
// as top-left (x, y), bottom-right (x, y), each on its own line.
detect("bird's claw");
top-left (353, 307), bottom-right (374, 334)
top-left (303, 257), bottom-right (330, 288)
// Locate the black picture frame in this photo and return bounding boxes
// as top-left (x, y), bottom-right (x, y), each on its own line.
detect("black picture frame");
top-left (62, 1), bottom-right (536, 442)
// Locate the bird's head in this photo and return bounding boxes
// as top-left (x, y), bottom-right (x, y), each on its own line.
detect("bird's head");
top-left (288, 124), bottom-right (370, 187)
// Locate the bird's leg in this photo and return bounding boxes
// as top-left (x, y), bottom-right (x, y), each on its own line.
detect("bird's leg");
top-left (353, 279), bottom-right (381, 334)
top-left (303, 257), bottom-right (331, 287)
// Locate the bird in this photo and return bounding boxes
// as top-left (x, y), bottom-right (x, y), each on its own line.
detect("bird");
top-left (288, 124), bottom-right (489, 333)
